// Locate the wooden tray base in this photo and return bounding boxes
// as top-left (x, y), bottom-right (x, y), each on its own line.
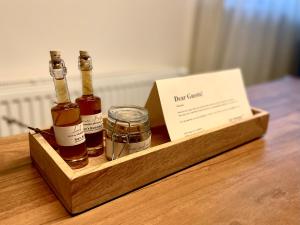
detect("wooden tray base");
top-left (29, 107), bottom-right (269, 214)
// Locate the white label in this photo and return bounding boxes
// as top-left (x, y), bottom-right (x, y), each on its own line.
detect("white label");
top-left (81, 113), bottom-right (103, 134)
top-left (106, 136), bottom-right (151, 159)
top-left (53, 123), bottom-right (86, 146)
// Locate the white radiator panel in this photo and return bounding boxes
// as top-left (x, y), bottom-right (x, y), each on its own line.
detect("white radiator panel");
top-left (0, 68), bottom-right (186, 137)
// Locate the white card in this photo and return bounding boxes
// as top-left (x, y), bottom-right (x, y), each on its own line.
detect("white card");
top-left (146, 68), bottom-right (253, 141)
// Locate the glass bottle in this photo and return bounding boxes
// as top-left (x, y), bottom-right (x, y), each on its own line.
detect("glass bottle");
top-left (76, 51), bottom-right (104, 157)
top-left (49, 51), bottom-right (88, 169)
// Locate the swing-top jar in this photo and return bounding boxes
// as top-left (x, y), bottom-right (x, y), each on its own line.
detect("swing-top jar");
top-left (105, 106), bottom-right (151, 160)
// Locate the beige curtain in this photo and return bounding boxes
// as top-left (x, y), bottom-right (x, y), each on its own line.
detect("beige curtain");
top-left (190, 0), bottom-right (300, 85)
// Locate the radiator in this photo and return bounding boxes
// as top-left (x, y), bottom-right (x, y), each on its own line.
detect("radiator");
top-left (0, 68), bottom-right (186, 137)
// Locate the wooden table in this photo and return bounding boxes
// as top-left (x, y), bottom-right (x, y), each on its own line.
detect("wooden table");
top-left (1, 76), bottom-right (300, 225)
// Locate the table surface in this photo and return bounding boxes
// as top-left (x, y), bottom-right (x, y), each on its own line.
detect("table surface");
top-left (1, 76), bottom-right (300, 225)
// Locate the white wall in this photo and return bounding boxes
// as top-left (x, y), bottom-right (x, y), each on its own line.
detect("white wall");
top-left (0, 0), bottom-right (196, 82)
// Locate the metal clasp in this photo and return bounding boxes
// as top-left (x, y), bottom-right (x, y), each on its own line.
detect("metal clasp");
top-left (111, 119), bottom-right (131, 160)
top-left (49, 59), bottom-right (67, 78)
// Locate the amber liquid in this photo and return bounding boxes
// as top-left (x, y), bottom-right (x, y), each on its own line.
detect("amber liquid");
top-left (76, 95), bottom-right (104, 156)
top-left (51, 102), bottom-right (88, 168)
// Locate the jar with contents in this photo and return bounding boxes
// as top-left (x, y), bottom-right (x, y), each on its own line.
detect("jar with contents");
top-left (105, 106), bottom-right (151, 160)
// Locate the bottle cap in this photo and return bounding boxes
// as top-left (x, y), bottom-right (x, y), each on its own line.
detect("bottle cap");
top-left (79, 50), bottom-right (93, 70)
top-left (50, 51), bottom-right (61, 61)
top-left (79, 51), bottom-right (90, 58)
top-left (49, 50), bottom-right (67, 77)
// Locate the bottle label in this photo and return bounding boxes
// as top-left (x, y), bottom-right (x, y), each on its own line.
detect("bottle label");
top-left (81, 113), bottom-right (103, 134)
top-left (106, 136), bottom-right (151, 159)
top-left (53, 123), bottom-right (86, 146)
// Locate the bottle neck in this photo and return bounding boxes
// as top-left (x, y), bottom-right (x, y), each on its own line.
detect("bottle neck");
top-left (53, 77), bottom-right (71, 103)
top-left (81, 70), bottom-right (94, 96)
top-left (49, 55), bottom-right (70, 104)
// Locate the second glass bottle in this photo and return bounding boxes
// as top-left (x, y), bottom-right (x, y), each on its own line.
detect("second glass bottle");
top-left (76, 51), bottom-right (104, 157)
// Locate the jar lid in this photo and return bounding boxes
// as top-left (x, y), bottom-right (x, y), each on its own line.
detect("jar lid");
top-left (108, 106), bottom-right (149, 124)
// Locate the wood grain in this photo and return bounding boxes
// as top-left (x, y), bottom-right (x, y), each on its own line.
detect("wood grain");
top-left (1, 76), bottom-right (300, 224)
top-left (71, 107), bottom-right (267, 213)
top-left (30, 105), bottom-right (268, 214)
top-left (29, 134), bottom-right (73, 212)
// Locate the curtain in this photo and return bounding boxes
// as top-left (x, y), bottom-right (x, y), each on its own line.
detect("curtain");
top-left (190, 0), bottom-right (300, 85)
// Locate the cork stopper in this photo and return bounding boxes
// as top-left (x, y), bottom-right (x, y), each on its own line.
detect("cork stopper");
top-left (79, 50), bottom-right (93, 70)
top-left (49, 50), bottom-right (66, 77)
top-left (50, 51), bottom-right (61, 61)
top-left (79, 51), bottom-right (90, 58)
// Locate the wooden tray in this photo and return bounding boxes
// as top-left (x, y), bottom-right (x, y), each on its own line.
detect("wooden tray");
top-left (29, 107), bottom-right (269, 214)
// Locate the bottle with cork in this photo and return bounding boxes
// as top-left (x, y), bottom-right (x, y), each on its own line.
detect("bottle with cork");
top-left (76, 51), bottom-right (104, 156)
top-left (49, 51), bottom-right (88, 168)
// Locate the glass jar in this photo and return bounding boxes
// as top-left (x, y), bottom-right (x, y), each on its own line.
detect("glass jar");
top-left (105, 106), bottom-right (151, 160)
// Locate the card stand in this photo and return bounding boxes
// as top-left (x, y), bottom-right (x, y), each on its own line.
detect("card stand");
top-left (29, 107), bottom-right (269, 214)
